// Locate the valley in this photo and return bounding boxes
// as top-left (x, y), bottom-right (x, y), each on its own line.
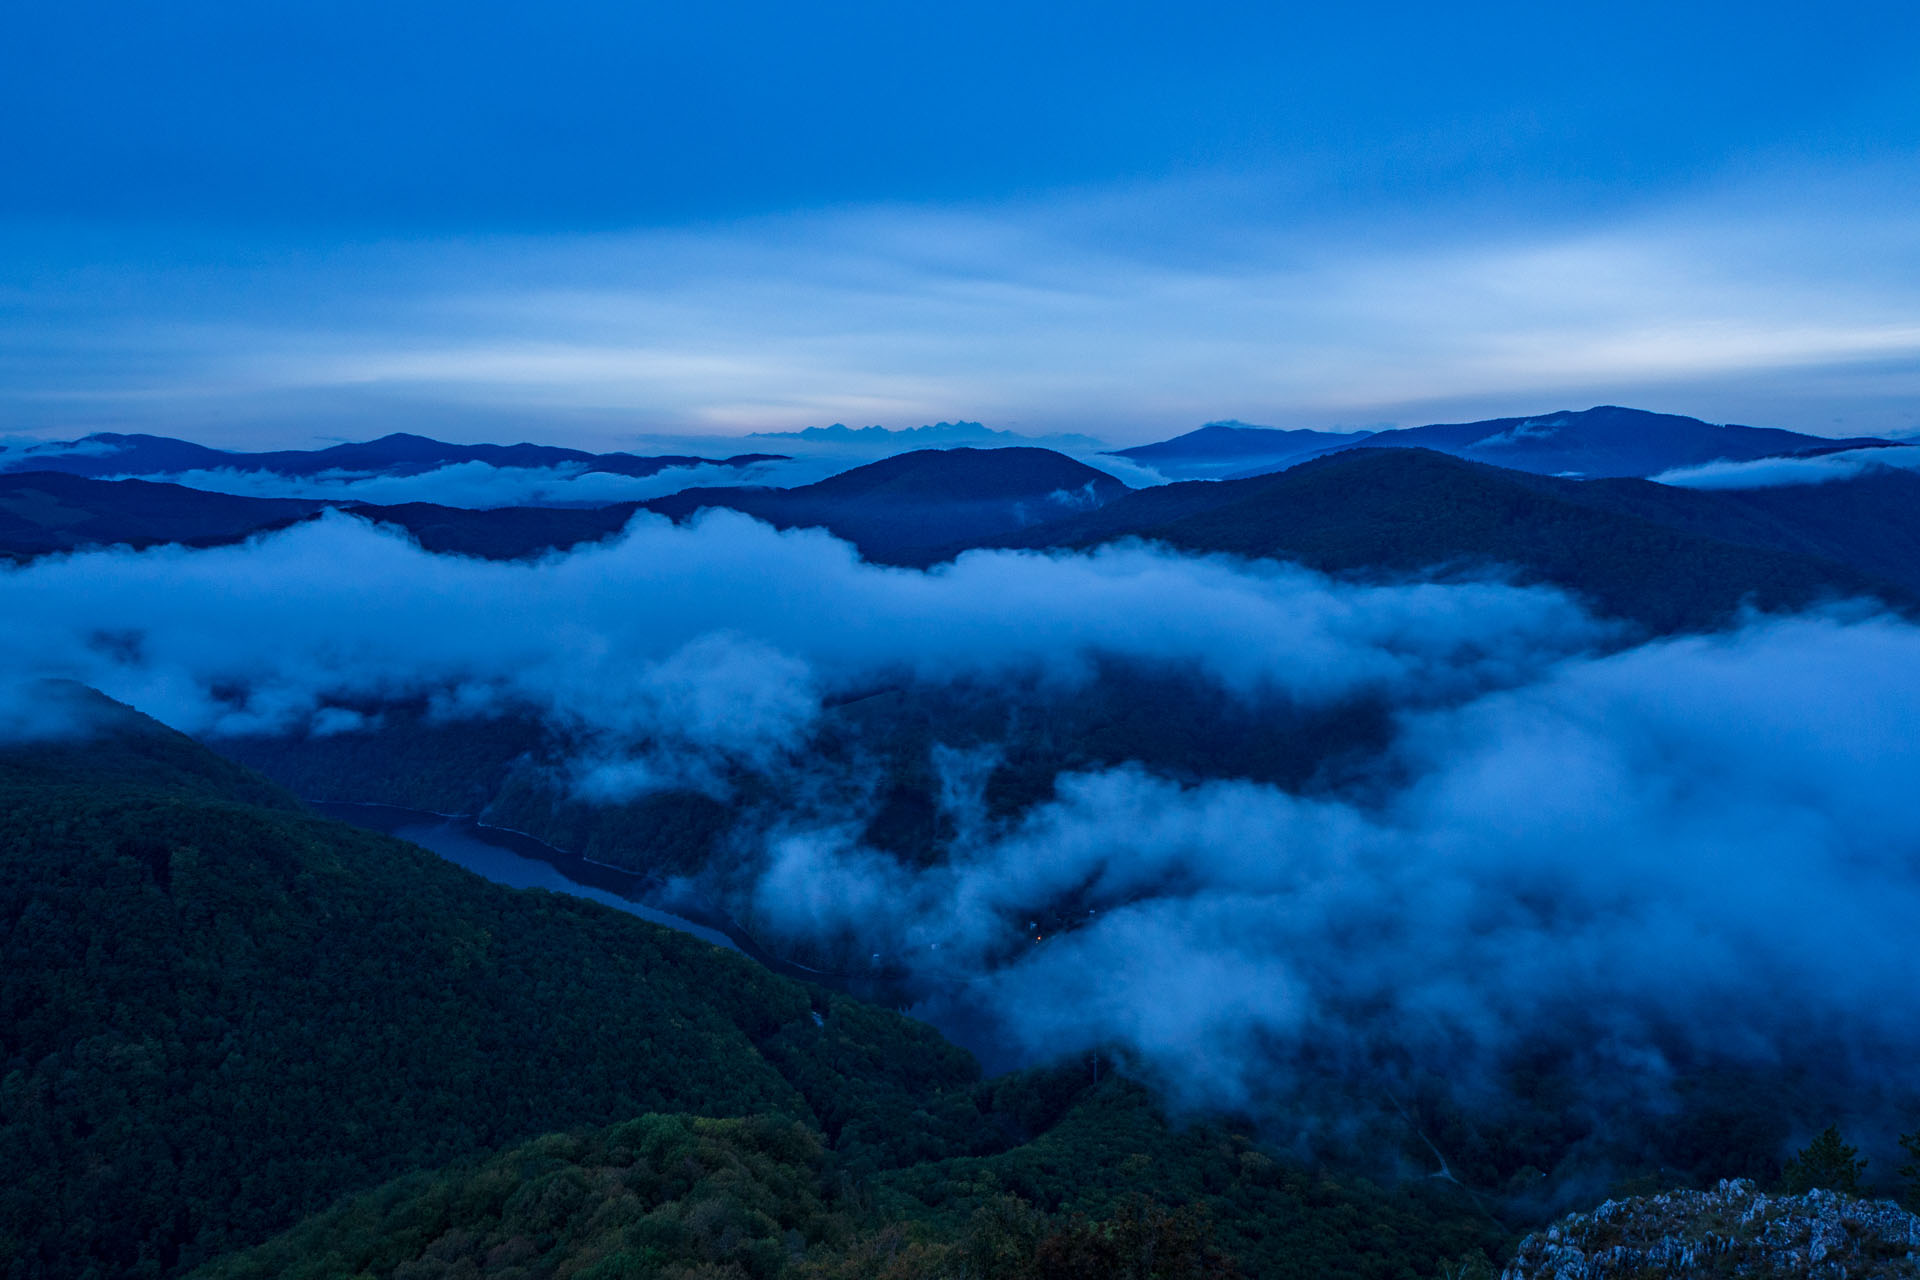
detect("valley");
top-left (6, 411), bottom-right (1920, 1278)
top-left (14, 12), bottom-right (1920, 1273)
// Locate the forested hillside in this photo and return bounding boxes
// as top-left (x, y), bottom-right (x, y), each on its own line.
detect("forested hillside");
top-left (0, 689), bottom-right (1502, 1279)
top-left (192, 1090), bottom-right (1503, 1280)
top-left (0, 693), bottom-right (978, 1276)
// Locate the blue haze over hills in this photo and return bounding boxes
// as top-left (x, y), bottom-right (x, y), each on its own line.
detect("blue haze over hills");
top-left (8, 4), bottom-right (1920, 1275)
top-left (1111, 406), bottom-right (1905, 481)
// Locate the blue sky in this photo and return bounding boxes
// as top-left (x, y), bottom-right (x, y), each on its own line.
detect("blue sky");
top-left (4, 0), bottom-right (1918, 445)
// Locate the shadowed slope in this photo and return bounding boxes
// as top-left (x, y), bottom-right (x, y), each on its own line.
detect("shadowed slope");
top-left (988, 448), bottom-right (1910, 633)
top-left (643, 446), bottom-right (1130, 564)
top-left (0, 471), bottom-right (325, 557)
top-left (1110, 422), bottom-right (1373, 478)
top-left (1336, 405), bottom-right (1892, 479)
top-left (1109, 406), bottom-right (1894, 482)
top-left (0, 431), bottom-right (785, 481)
top-left (1532, 463), bottom-right (1920, 595)
top-left (0, 689), bottom-right (982, 1277)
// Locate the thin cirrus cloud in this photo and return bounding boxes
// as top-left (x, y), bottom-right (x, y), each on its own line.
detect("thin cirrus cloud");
top-left (2, 165), bottom-right (1918, 445)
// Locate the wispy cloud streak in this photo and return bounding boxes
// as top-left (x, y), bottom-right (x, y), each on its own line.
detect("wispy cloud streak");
top-left (4, 165), bottom-right (1917, 443)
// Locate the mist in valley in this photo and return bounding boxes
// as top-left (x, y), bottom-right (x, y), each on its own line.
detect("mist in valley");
top-left (5, 508), bottom-right (1917, 1201)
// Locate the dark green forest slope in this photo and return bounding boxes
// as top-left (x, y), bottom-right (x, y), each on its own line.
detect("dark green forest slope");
top-left (192, 1088), bottom-right (1502, 1280)
top-left (0, 693), bottom-right (980, 1277)
top-left (1, 689), bottom-right (1500, 1280)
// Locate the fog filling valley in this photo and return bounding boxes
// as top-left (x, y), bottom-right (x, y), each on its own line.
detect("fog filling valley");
top-left (6, 509), bottom-right (1917, 1176)
top-left (90, 455), bottom-right (867, 508)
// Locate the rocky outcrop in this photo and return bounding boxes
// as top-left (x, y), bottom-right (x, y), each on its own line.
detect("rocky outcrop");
top-left (1503, 1178), bottom-right (1920, 1278)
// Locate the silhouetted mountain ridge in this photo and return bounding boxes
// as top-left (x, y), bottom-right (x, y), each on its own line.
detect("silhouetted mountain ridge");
top-left (1112, 405), bottom-right (1897, 481)
top-left (1110, 421), bottom-right (1374, 478)
top-left (642, 446), bottom-right (1129, 563)
top-left (9, 438), bottom-right (1920, 640)
top-left (0, 470), bottom-right (327, 557)
top-left (989, 447), bottom-right (1916, 632)
top-left (1, 448), bottom-right (1136, 564)
top-left (749, 420), bottom-right (1106, 450)
top-left (0, 430), bottom-right (785, 480)
top-left (1348, 405), bottom-right (1893, 478)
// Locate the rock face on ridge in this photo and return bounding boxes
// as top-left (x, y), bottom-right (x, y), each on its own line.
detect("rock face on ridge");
top-left (1504, 1179), bottom-right (1920, 1278)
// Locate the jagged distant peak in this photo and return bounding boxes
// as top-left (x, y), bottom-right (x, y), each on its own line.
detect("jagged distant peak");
top-left (753, 420), bottom-right (1001, 441)
top-left (750, 420), bottom-right (1107, 449)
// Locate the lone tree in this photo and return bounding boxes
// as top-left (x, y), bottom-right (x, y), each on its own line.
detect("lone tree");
top-left (1780, 1125), bottom-right (1867, 1195)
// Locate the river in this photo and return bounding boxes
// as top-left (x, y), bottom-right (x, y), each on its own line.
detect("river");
top-left (314, 802), bottom-right (740, 945)
top-left (313, 801), bottom-right (893, 998)
top-left (317, 801), bottom-right (1020, 1065)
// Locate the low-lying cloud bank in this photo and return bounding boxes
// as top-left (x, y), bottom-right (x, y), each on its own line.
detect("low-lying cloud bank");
top-left (105, 455), bottom-right (854, 508)
top-left (83, 445), bottom-right (1162, 508)
top-left (754, 613), bottom-right (1920, 1121)
top-left (0, 509), bottom-right (1599, 768)
top-left (0, 436), bottom-right (123, 467)
top-left (1653, 444), bottom-right (1920, 489)
top-left (4, 510), bottom-right (1914, 1164)
top-left (0, 678), bottom-right (107, 743)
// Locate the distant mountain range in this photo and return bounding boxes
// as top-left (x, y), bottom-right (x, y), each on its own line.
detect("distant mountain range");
top-left (9, 413), bottom-right (1920, 635)
top-left (0, 430), bottom-right (786, 480)
top-left (1112, 405), bottom-right (1898, 481)
top-left (7, 408), bottom-right (1890, 494)
top-left (748, 420), bottom-right (1107, 451)
top-left (1349, 405), bottom-right (1895, 479)
top-left (0, 446), bottom-right (1128, 564)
